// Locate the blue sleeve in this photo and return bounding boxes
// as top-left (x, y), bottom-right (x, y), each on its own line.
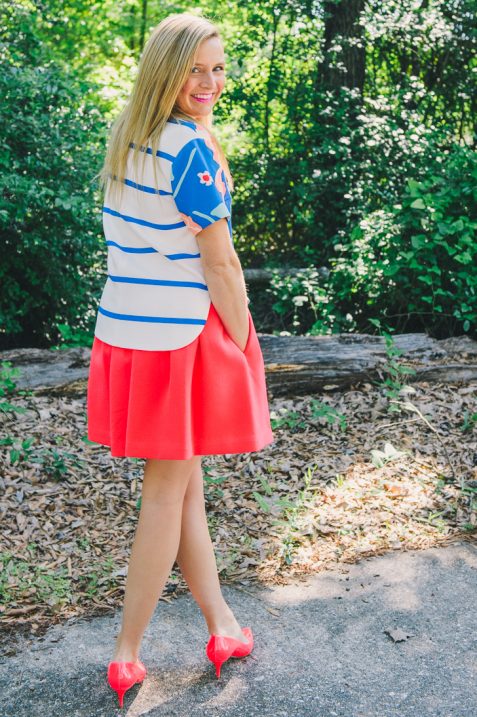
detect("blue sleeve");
top-left (171, 136), bottom-right (231, 235)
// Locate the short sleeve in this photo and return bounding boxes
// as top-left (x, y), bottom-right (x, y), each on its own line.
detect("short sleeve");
top-left (171, 136), bottom-right (231, 236)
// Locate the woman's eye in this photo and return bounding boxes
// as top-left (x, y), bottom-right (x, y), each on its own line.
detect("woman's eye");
top-left (191, 66), bottom-right (225, 73)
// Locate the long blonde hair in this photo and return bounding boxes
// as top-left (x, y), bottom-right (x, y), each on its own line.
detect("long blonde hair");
top-left (99, 12), bottom-right (234, 204)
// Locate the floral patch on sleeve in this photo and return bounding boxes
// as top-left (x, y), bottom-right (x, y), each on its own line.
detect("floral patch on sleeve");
top-left (171, 136), bottom-right (231, 236)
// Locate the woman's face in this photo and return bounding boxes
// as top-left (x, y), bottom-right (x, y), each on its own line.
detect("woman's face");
top-left (176, 36), bottom-right (226, 121)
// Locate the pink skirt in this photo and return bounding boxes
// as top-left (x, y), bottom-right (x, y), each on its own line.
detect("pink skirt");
top-left (86, 303), bottom-right (275, 459)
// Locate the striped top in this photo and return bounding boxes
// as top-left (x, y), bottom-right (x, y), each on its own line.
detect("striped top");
top-left (93, 117), bottom-right (233, 350)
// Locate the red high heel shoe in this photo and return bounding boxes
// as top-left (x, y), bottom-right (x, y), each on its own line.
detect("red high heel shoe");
top-left (206, 627), bottom-right (254, 679)
top-left (107, 659), bottom-right (147, 707)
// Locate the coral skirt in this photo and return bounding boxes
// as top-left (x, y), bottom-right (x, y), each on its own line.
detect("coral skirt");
top-left (86, 303), bottom-right (275, 460)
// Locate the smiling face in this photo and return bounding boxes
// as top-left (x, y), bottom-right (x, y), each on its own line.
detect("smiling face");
top-left (175, 36), bottom-right (226, 122)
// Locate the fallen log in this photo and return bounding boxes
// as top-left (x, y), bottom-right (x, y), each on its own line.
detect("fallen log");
top-left (258, 333), bottom-right (477, 395)
top-left (1, 333), bottom-right (476, 398)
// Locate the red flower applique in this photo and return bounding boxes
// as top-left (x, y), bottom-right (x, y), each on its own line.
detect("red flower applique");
top-left (198, 170), bottom-right (213, 186)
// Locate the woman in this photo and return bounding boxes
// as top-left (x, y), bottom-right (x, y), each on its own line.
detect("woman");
top-left (86, 11), bottom-right (274, 708)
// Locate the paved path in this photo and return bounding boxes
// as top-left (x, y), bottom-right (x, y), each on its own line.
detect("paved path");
top-left (1, 542), bottom-right (476, 717)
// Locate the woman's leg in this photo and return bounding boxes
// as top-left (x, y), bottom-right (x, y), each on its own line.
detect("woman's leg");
top-left (175, 457), bottom-right (248, 642)
top-left (112, 455), bottom-right (201, 662)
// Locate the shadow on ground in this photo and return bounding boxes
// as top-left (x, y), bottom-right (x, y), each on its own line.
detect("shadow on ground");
top-left (1, 542), bottom-right (476, 717)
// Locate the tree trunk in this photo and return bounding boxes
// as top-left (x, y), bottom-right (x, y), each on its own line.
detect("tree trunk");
top-left (317, 0), bottom-right (366, 92)
top-left (139, 0), bottom-right (148, 52)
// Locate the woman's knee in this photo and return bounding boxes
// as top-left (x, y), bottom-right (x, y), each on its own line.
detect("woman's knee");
top-left (141, 455), bottom-right (200, 503)
top-left (183, 459), bottom-right (205, 504)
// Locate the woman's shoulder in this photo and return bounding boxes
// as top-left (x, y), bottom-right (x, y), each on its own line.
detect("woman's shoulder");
top-left (163, 117), bottom-right (213, 156)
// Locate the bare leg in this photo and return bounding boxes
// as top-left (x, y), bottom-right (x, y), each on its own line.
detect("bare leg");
top-left (175, 458), bottom-right (248, 642)
top-left (112, 455), bottom-right (201, 662)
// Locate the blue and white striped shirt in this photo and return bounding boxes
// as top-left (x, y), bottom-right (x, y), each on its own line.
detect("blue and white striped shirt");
top-left (93, 117), bottom-right (232, 350)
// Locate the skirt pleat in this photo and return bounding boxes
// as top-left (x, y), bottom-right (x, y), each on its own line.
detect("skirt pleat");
top-left (86, 303), bottom-right (275, 459)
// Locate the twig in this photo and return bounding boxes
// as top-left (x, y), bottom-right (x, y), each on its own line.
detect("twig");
top-left (378, 417), bottom-right (422, 431)
top-left (391, 400), bottom-right (457, 483)
top-left (3, 605), bottom-right (40, 616)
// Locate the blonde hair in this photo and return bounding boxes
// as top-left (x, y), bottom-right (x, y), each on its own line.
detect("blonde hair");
top-left (99, 12), bottom-right (233, 204)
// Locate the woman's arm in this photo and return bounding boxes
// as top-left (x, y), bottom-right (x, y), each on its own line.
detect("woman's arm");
top-left (196, 218), bottom-right (249, 352)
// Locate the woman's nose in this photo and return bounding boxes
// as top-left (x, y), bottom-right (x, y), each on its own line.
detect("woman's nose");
top-left (199, 71), bottom-right (215, 88)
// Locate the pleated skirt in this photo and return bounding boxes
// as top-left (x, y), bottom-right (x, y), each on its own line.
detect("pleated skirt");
top-left (86, 303), bottom-right (275, 459)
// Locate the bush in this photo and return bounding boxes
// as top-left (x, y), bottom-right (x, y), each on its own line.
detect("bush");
top-left (321, 143), bottom-right (477, 337)
top-left (0, 2), bottom-right (107, 348)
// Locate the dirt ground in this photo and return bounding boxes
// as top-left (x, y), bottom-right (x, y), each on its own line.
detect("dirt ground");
top-left (1, 375), bottom-right (475, 646)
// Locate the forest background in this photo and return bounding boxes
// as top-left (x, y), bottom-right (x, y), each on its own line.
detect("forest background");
top-left (1, 0), bottom-right (476, 349)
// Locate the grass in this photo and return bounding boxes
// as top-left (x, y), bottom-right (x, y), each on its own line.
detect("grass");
top-left (0, 547), bottom-right (72, 610)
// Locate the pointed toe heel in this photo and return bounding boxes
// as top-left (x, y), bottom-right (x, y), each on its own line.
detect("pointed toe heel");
top-left (107, 660), bottom-right (147, 707)
top-left (205, 627), bottom-right (254, 679)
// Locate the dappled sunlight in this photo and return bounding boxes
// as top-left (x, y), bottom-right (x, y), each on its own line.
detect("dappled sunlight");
top-left (257, 455), bottom-right (461, 585)
top-left (0, 380), bottom-right (474, 635)
top-left (201, 675), bottom-right (248, 708)
top-left (124, 668), bottom-right (205, 717)
top-left (249, 382), bottom-right (476, 587)
top-left (264, 539), bottom-right (424, 612)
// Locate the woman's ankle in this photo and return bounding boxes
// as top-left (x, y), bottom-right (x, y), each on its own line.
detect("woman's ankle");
top-left (112, 648), bottom-right (141, 662)
top-left (206, 604), bottom-right (241, 634)
top-left (112, 632), bottom-right (141, 662)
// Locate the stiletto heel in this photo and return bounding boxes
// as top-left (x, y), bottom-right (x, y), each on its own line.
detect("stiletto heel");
top-left (116, 688), bottom-right (127, 708)
top-left (107, 660), bottom-right (147, 707)
top-left (205, 627), bottom-right (254, 679)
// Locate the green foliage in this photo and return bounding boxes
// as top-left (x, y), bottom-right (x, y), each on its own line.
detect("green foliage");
top-left (0, 361), bottom-right (28, 415)
top-left (266, 267), bottom-right (330, 334)
top-left (272, 465), bottom-right (317, 565)
top-left (460, 411), bottom-right (477, 433)
top-left (0, 360), bottom-right (19, 394)
top-left (1, 0), bottom-right (475, 345)
top-left (270, 407), bottom-right (307, 431)
top-left (0, 430), bottom-right (87, 480)
top-left (30, 446), bottom-right (86, 481)
top-left (76, 557), bottom-right (117, 598)
top-left (322, 144), bottom-right (477, 337)
top-left (0, 548), bottom-right (72, 608)
top-left (310, 399), bottom-right (347, 432)
top-left (0, 1), bottom-right (108, 349)
top-left (52, 323), bottom-right (94, 350)
top-left (375, 333), bottom-right (417, 410)
top-left (6, 437), bottom-right (36, 465)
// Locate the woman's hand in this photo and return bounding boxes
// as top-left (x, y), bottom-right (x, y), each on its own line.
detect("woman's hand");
top-left (228, 311), bottom-right (249, 352)
top-left (196, 218), bottom-right (250, 351)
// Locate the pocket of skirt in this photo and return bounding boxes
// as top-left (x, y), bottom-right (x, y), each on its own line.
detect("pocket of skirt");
top-left (227, 309), bottom-right (252, 355)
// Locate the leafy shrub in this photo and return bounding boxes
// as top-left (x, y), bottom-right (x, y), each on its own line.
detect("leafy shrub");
top-left (0, 2), bottom-right (107, 348)
top-left (323, 143), bottom-right (477, 337)
top-left (265, 142), bottom-right (476, 338)
top-left (265, 267), bottom-right (331, 334)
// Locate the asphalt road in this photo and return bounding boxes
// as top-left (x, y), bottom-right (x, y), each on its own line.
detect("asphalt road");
top-left (1, 541), bottom-right (476, 717)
